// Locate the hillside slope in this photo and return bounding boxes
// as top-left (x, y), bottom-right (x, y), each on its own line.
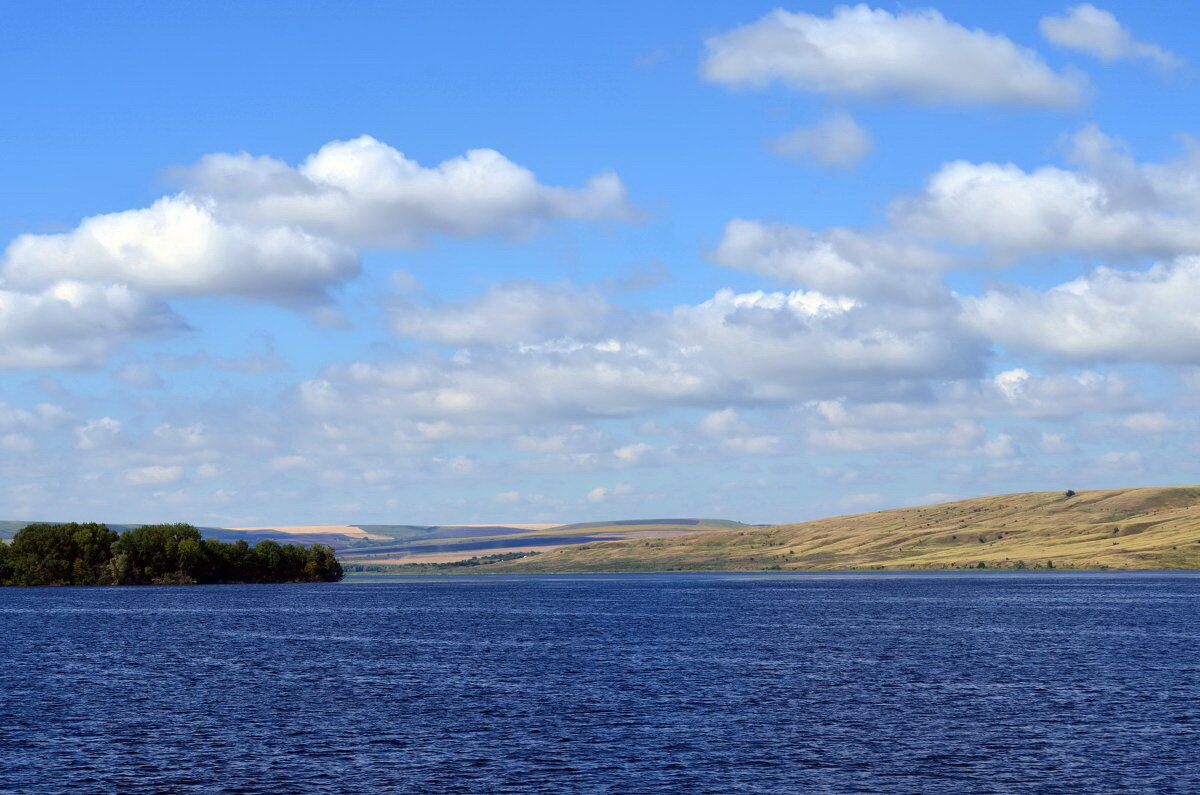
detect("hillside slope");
top-left (484, 487), bottom-right (1200, 572)
top-left (338, 520), bottom-right (747, 565)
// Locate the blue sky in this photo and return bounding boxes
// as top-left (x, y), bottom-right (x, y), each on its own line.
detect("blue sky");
top-left (3, 1), bottom-right (1199, 525)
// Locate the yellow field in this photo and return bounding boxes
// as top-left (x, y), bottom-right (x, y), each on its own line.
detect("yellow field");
top-left (339, 524), bottom-right (729, 564)
top-left (227, 525), bottom-right (392, 541)
top-left (487, 486), bottom-right (1200, 572)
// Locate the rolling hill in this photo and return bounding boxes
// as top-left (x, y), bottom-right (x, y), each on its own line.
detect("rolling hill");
top-left (333, 519), bottom-right (749, 565)
top-left (10, 487), bottom-right (1200, 571)
top-left (0, 518), bottom-right (750, 566)
top-left (478, 487), bottom-right (1200, 572)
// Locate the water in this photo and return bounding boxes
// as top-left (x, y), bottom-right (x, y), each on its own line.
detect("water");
top-left (2, 572), bottom-right (1198, 792)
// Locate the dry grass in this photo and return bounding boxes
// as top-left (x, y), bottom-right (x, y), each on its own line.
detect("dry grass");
top-left (226, 525), bottom-right (392, 541)
top-left (486, 486), bottom-right (1200, 572)
top-left (337, 522), bottom-right (736, 566)
top-left (445, 524), bottom-right (563, 531)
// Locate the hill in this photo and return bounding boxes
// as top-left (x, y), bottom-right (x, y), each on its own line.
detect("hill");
top-left (0, 518), bottom-right (750, 566)
top-left (335, 519), bottom-right (748, 566)
top-left (479, 487), bottom-right (1200, 572)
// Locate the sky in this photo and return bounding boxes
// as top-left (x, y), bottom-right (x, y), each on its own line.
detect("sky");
top-left (3, 1), bottom-right (1199, 525)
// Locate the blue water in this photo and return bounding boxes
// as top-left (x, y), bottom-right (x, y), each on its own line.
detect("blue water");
top-left (2, 572), bottom-right (1198, 792)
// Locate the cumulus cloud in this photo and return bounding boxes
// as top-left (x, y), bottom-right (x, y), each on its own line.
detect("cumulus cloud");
top-left (1119, 412), bottom-right (1188, 434)
top-left (800, 364), bottom-right (1137, 455)
top-left (125, 465), bottom-right (184, 486)
top-left (695, 409), bottom-right (780, 455)
top-left (966, 258), bottom-right (1200, 363)
top-left (2, 197), bottom-right (358, 305)
top-left (75, 417), bottom-right (122, 450)
top-left (391, 282), bottom-right (611, 347)
top-left (176, 136), bottom-right (635, 248)
top-left (587, 482), bottom-right (633, 503)
top-left (699, 408), bottom-right (749, 438)
top-left (1038, 432), bottom-right (1076, 454)
top-left (768, 112), bottom-right (872, 168)
top-left (711, 219), bottom-right (953, 303)
top-left (986, 368), bottom-right (1136, 418)
top-left (0, 136), bottom-right (635, 367)
top-left (702, 5), bottom-right (1086, 107)
top-left (0, 402), bottom-right (68, 452)
top-left (891, 127), bottom-right (1200, 259)
top-left (0, 283), bottom-right (180, 369)
top-left (296, 281), bottom-right (987, 451)
top-left (1040, 5), bottom-right (1183, 69)
top-left (840, 492), bottom-right (884, 509)
top-left (809, 418), bottom-right (985, 453)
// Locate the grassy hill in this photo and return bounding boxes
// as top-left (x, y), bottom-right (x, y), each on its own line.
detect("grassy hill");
top-left (478, 487), bottom-right (1200, 572)
top-left (336, 519), bottom-right (748, 566)
top-left (1, 518), bottom-right (751, 566)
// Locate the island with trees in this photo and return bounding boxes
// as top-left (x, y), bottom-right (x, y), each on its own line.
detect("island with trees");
top-left (0, 522), bottom-right (343, 586)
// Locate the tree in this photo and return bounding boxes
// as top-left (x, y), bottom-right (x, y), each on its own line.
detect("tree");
top-left (3, 522), bottom-right (344, 586)
top-left (6, 523), bottom-right (118, 585)
top-left (0, 542), bottom-right (12, 583)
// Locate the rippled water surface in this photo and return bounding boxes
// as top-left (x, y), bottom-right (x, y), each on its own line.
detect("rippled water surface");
top-left (2, 572), bottom-right (1198, 792)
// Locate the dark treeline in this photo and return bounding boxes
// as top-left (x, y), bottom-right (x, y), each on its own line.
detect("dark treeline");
top-left (0, 523), bottom-right (343, 586)
top-left (344, 550), bottom-right (541, 574)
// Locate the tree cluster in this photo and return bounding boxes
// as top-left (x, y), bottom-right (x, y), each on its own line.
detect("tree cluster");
top-left (0, 523), bottom-right (343, 586)
top-left (344, 550), bottom-right (541, 573)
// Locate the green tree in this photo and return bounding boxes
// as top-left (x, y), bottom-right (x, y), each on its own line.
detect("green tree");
top-left (4, 522), bottom-right (343, 586)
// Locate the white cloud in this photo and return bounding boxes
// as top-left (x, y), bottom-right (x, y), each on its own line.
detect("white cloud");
top-left (1120, 412), bottom-right (1186, 433)
top-left (982, 433), bottom-right (1018, 459)
top-left (2, 197), bottom-right (358, 305)
top-left (613, 442), bottom-right (654, 465)
top-left (1040, 5), bottom-right (1182, 69)
top-left (1096, 450), bottom-right (1144, 469)
top-left (809, 420), bottom-right (985, 453)
top-left (800, 366), bottom-right (1136, 455)
top-left (891, 127), bottom-right (1200, 259)
top-left (153, 422), bottom-right (209, 450)
top-left (768, 112), bottom-right (872, 168)
top-left (75, 417), bottom-right (122, 450)
top-left (699, 408), bottom-right (749, 438)
top-left (125, 465), bottom-right (183, 486)
top-left (1038, 432), bottom-right (1075, 454)
top-left (840, 492), bottom-right (884, 509)
top-left (0, 402), bottom-right (68, 454)
top-left (0, 282), bottom-right (179, 369)
top-left (586, 482), bottom-right (633, 503)
top-left (177, 135), bottom-right (635, 248)
top-left (711, 219), bottom-right (953, 303)
top-left (0, 433), bottom-right (34, 452)
top-left (115, 362), bottom-right (163, 388)
top-left (0, 136), bottom-right (636, 368)
top-left (702, 5), bottom-right (1085, 107)
top-left (986, 368), bottom-right (1136, 418)
top-left (391, 282), bottom-right (610, 347)
top-left (722, 435), bottom-right (781, 455)
top-left (966, 257), bottom-right (1200, 363)
top-left (270, 455), bottom-right (310, 471)
top-left (299, 285), bottom-right (987, 431)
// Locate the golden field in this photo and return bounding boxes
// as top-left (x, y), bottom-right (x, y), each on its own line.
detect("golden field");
top-left (482, 486), bottom-right (1200, 572)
